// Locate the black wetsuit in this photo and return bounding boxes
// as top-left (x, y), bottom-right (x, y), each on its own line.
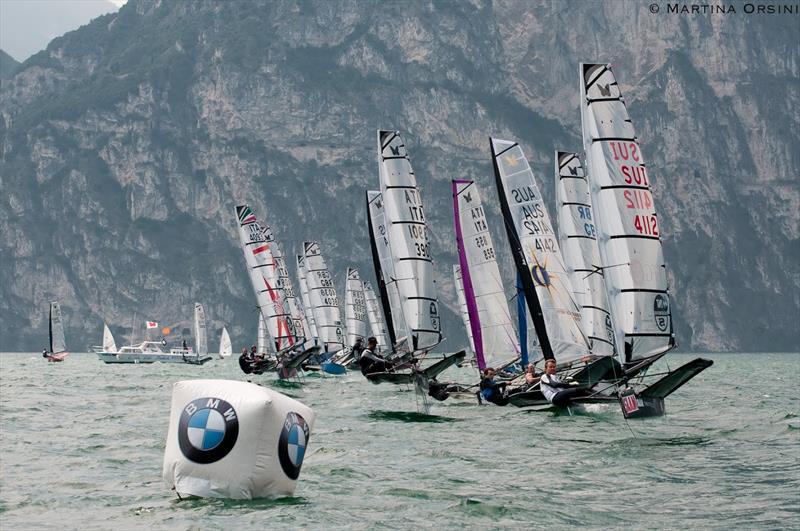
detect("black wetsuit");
top-left (479, 377), bottom-right (509, 406)
top-left (238, 353), bottom-right (253, 374)
top-left (359, 348), bottom-right (391, 375)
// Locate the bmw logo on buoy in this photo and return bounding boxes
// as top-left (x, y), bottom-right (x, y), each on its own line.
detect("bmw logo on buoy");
top-left (178, 397), bottom-right (239, 464)
top-left (278, 412), bottom-right (310, 480)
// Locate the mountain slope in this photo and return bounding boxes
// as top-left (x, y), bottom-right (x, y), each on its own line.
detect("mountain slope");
top-left (0, 0), bottom-right (797, 352)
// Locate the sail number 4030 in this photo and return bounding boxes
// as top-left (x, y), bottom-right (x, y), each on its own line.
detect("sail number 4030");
top-left (633, 215), bottom-right (659, 236)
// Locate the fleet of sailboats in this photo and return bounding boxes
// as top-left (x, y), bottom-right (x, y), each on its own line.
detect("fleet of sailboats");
top-left (48, 61), bottom-right (709, 419)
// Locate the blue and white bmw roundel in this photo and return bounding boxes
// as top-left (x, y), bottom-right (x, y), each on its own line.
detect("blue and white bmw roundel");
top-left (178, 397), bottom-right (238, 464)
top-left (278, 412), bottom-right (310, 480)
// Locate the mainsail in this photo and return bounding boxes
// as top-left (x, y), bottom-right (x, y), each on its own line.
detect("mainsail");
top-left (49, 301), bottom-right (67, 355)
top-left (377, 130), bottom-right (441, 352)
top-left (580, 63), bottom-right (675, 362)
top-left (453, 264), bottom-right (476, 356)
top-left (102, 323), bottom-right (117, 353)
top-left (344, 268), bottom-right (368, 348)
top-left (219, 326), bottom-right (232, 359)
top-left (296, 254), bottom-right (320, 343)
top-left (235, 205), bottom-right (296, 352)
top-left (303, 241), bottom-right (345, 352)
top-left (452, 179), bottom-right (519, 370)
top-left (362, 281), bottom-right (390, 353)
top-left (194, 303), bottom-right (207, 355)
top-left (366, 190), bottom-right (404, 349)
top-left (555, 151), bottom-right (617, 359)
top-left (491, 138), bottom-right (589, 365)
top-left (264, 230), bottom-right (308, 343)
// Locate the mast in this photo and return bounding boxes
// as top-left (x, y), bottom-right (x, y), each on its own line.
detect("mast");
top-left (555, 151), bottom-right (617, 359)
top-left (235, 205), bottom-right (295, 352)
top-left (344, 268), bottom-right (368, 348)
top-left (378, 130), bottom-right (441, 352)
top-left (303, 241), bottom-right (345, 352)
top-left (516, 273), bottom-right (529, 367)
top-left (579, 63), bottom-right (675, 362)
top-left (490, 137), bottom-right (589, 365)
top-left (452, 179), bottom-right (519, 370)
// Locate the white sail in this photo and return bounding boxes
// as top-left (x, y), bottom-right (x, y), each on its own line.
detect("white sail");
top-left (580, 63), bottom-right (675, 362)
top-left (362, 281), bottom-right (390, 353)
top-left (453, 264), bottom-right (476, 356)
top-left (344, 268), bottom-right (368, 348)
top-left (378, 130), bottom-right (441, 352)
top-left (235, 205), bottom-right (297, 352)
top-left (264, 230), bottom-right (308, 343)
top-left (257, 312), bottom-right (269, 355)
top-left (367, 190), bottom-right (407, 350)
top-left (49, 301), bottom-right (67, 355)
top-left (555, 151), bottom-right (617, 359)
top-left (303, 241), bottom-right (345, 352)
top-left (296, 254), bottom-right (320, 343)
top-left (453, 179), bottom-right (520, 370)
top-left (102, 323), bottom-right (117, 353)
top-left (491, 138), bottom-right (589, 365)
top-left (194, 303), bottom-right (207, 356)
top-left (218, 326), bottom-right (232, 359)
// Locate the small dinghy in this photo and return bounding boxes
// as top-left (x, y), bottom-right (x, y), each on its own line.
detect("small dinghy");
top-left (44, 301), bottom-right (69, 362)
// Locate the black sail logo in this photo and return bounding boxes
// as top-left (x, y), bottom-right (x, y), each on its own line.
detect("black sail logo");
top-left (653, 294), bottom-right (669, 332)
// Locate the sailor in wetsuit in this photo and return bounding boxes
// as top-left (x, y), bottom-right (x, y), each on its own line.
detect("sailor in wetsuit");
top-left (42, 349), bottom-right (49, 358)
top-left (479, 367), bottom-right (510, 406)
top-left (238, 347), bottom-right (253, 374)
top-left (539, 359), bottom-right (584, 407)
top-left (359, 337), bottom-right (392, 375)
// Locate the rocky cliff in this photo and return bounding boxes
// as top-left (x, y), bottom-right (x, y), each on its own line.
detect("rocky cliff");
top-left (1, 0), bottom-right (797, 352)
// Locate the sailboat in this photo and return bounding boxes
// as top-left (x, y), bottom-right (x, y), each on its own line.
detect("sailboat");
top-left (44, 302), bottom-right (69, 362)
top-left (491, 137), bottom-right (591, 369)
top-left (235, 205), bottom-right (317, 377)
top-left (183, 303), bottom-right (213, 365)
top-left (361, 130), bottom-right (465, 393)
top-left (91, 323), bottom-right (118, 353)
top-left (325, 267), bottom-right (369, 371)
top-left (218, 326), bottom-right (232, 359)
top-left (296, 254), bottom-right (320, 346)
top-left (452, 179), bottom-right (520, 376)
top-left (303, 241), bottom-right (345, 374)
top-left (579, 62), bottom-right (712, 417)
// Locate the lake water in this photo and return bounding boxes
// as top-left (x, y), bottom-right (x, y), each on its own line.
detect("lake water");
top-left (1, 352), bottom-right (798, 529)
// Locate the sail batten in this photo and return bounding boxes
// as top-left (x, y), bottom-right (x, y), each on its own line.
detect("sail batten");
top-left (378, 130), bottom-right (441, 352)
top-left (491, 138), bottom-right (589, 365)
top-left (580, 62), bottom-right (675, 362)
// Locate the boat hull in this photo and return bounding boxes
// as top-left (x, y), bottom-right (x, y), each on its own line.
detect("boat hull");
top-left (96, 352), bottom-right (212, 364)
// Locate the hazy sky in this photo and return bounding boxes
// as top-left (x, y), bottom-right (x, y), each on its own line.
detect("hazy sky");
top-left (0, 0), bottom-right (126, 61)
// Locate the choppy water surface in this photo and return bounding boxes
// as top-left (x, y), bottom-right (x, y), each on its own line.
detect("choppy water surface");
top-left (1, 353), bottom-right (798, 529)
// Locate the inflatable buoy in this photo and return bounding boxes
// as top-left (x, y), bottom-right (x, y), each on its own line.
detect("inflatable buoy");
top-left (162, 379), bottom-right (315, 499)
